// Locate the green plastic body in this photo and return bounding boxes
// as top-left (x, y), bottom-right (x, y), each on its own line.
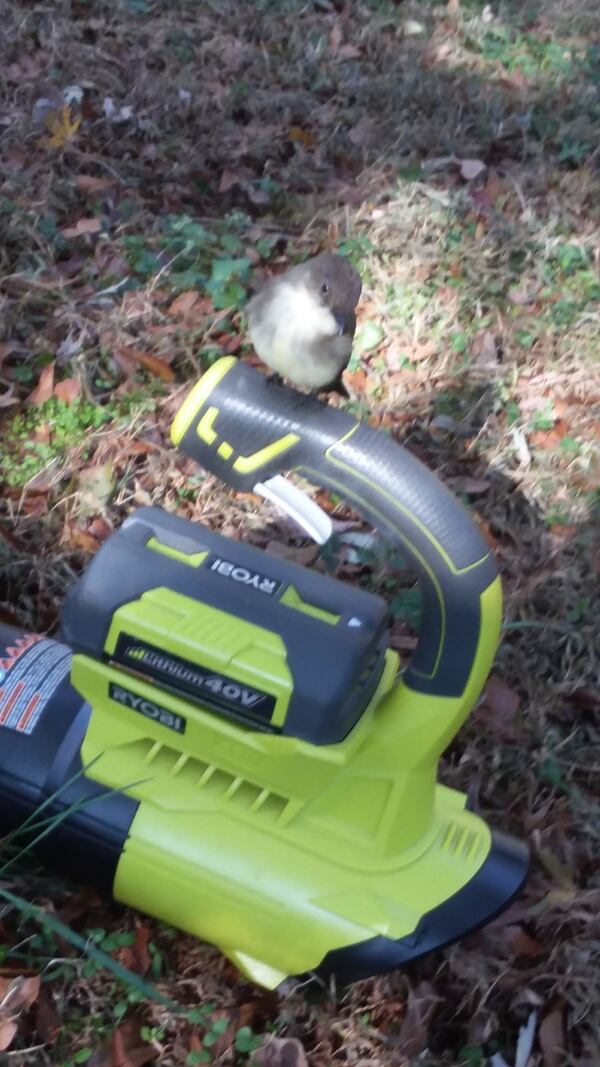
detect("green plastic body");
top-left (64, 358), bottom-right (514, 987)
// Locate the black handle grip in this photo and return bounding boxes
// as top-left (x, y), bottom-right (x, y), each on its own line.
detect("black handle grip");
top-left (171, 358), bottom-right (501, 700)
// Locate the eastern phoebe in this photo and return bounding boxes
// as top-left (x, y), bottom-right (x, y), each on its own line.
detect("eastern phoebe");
top-left (246, 253), bottom-right (362, 393)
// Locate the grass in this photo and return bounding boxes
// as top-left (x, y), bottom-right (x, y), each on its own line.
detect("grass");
top-left (1, 0), bottom-right (599, 1063)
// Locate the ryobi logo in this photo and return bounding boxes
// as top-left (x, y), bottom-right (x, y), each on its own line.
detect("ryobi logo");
top-left (109, 683), bottom-right (186, 734)
top-left (207, 554), bottom-right (280, 596)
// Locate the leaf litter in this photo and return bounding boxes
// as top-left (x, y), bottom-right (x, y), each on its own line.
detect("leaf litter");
top-left (1, 0), bottom-right (600, 1063)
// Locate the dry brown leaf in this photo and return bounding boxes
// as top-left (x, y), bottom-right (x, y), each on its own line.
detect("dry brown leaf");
top-left (78, 460), bottom-right (114, 518)
top-left (397, 981), bottom-right (438, 1058)
top-left (530, 419), bottom-right (568, 449)
top-left (452, 476), bottom-right (490, 496)
top-left (54, 377), bottom-right (82, 404)
top-left (111, 1025), bottom-right (155, 1067)
top-left (539, 1005), bottom-right (565, 1067)
top-left (348, 116), bottom-right (374, 147)
top-left (68, 526), bottom-right (102, 553)
top-left (116, 346), bottom-right (175, 382)
top-left (343, 368), bottom-right (368, 391)
top-left (0, 1020), bottom-right (17, 1052)
top-left (219, 168), bottom-right (243, 193)
top-left (338, 43), bottom-right (362, 59)
top-left (410, 339), bottom-right (437, 362)
top-left (35, 986), bottom-right (61, 1044)
top-left (131, 924), bottom-right (151, 976)
top-left (476, 674), bottom-right (520, 739)
top-left (221, 333), bottom-right (242, 355)
top-left (288, 126), bottom-right (315, 148)
top-left (0, 384), bottom-right (18, 408)
top-left (471, 329), bottom-right (499, 366)
top-left (570, 688), bottom-right (600, 712)
top-left (28, 362), bottom-right (55, 405)
top-left (503, 924), bottom-right (543, 959)
top-left (168, 290), bottom-right (201, 317)
top-left (61, 216), bottom-right (102, 238)
top-left (8, 975), bottom-right (40, 1012)
top-left (112, 348), bottom-right (138, 376)
top-left (508, 284), bottom-right (538, 306)
top-left (76, 174), bottom-right (115, 194)
top-left (87, 517), bottom-right (114, 542)
top-left (251, 1036), bottom-right (309, 1067)
top-left (330, 21), bottom-right (343, 50)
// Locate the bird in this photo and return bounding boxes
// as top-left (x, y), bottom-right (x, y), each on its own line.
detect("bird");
top-left (246, 252), bottom-right (362, 394)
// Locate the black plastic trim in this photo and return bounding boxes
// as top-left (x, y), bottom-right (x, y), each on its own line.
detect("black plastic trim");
top-left (312, 830), bottom-right (529, 984)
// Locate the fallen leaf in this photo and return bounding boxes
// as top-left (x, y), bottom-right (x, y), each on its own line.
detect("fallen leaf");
top-left (111, 1025), bottom-right (155, 1067)
top-left (476, 675), bottom-right (520, 739)
top-left (131, 925), bottom-right (151, 976)
top-left (539, 1005), bottom-right (565, 1067)
top-left (168, 290), bottom-right (201, 317)
top-left (222, 333), bottom-right (242, 355)
top-left (288, 126), bottom-right (315, 148)
top-left (76, 175), bottom-right (114, 194)
top-left (61, 216), bottom-right (102, 238)
top-left (503, 924), bottom-right (543, 959)
top-left (530, 419), bottom-right (568, 449)
top-left (77, 460), bottom-right (114, 518)
top-left (397, 981), bottom-right (439, 1058)
top-left (39, 104), bottom-right (81, 149)
top-left (112, 348), bottom-right (138, 376)
top-left (338, 43), bottom-right (362, 59)
top-left (9, 975), bottom-right (40, 1012)
top-left (87, 517), bottom-right (114, 541)
top-left (409, 339), bottom-right (437, 362)
top-left (471, 329), bottom-right (499, 366)
top-left (508, 284), bottom-right (538, 306)
top-left (570, 688), bottom-right (600, 712)
top-left (54, 377), bottom-right (81, 404)
top-left (68, 526), bottom-right (103, 552)
top-left (35, 986), bottom-right (61, 1044)
top-left (0, 384), bottom-right (18, 408)
top-left (402, 19), bottom-right (426, 37)
top-left (116, 346), bottom-right (175, 382)
top-left (28, 363), bottom-right (55, 405)
top-left (251, 1036), bottom-right (309, 1067)
top-left (343, 368), bottom-right (368, 391)
top-left (67, 529), bottom-right (101, 554)
top-left (219, 168), bottom-right (242, 193)
top-left (330, 22), bottom-right (343, 50)
top-left (538, 849), bottom-right (575, 889)
top-left (354, 320), bottom-right (385, 354)
top-left (348, 116), bottom-right (374, 147)
top-left (0, 1020), bottom-right (17, 1052)
top-left (451, 476), bottom-right (490, 496)
top-left (460, 159), bottom-right (487, 181)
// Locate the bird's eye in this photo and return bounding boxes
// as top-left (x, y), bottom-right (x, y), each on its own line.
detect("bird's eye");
top-left (321, 281), bottom-right (329, 294)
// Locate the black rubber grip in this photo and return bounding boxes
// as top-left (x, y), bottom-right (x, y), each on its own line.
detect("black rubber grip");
top-left (174, 360), bottom-right (499, 697)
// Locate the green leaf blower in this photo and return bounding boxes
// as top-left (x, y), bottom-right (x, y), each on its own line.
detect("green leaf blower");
top-left (0, 357), bottom-right (528, 988)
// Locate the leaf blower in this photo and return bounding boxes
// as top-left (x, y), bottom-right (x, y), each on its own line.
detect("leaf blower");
top-left (0, 357), bottom-right (528, 988)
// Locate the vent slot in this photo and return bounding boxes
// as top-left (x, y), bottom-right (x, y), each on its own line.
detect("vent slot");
top-left (134, 738), bottom-right (289, 819)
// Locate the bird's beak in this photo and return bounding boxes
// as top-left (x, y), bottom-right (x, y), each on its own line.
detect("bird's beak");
top-left (333, 309), bottom-right (356, 336)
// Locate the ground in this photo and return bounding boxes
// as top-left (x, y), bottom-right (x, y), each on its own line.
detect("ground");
top-left (0, 0), bottom-right (599, 1064)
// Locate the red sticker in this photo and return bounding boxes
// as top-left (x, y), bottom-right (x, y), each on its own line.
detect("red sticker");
top-left (0, 634), bottom-right (71, 734)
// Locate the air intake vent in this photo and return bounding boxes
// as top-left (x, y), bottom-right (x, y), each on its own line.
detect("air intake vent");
top-left (438, 821), bottom-right (483, 863)
top-left (140, 740), bottom-right (288, 823)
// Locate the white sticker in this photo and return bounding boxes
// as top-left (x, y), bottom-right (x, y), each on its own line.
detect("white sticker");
top-left (0, 633), bottom-right (72, 734)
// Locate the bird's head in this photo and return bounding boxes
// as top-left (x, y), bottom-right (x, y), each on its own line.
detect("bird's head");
top-left (296, 253), bottom-right (362, 336)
